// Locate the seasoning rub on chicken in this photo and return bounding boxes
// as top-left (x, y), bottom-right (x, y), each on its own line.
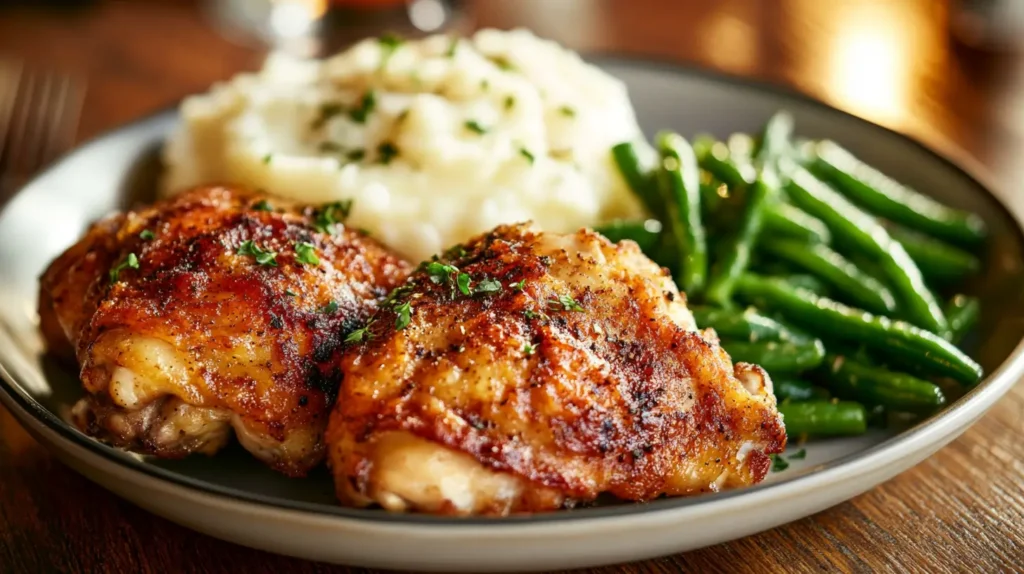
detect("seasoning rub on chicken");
top-left (326, 223), bottom-right (786, 515)
top-left (39, 186), bottom-right (410, 476)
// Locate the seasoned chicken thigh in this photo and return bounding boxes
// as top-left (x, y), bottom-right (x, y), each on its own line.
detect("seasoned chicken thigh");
top-left (326, 223), bottom-right (785, 514)
top-left (39, 186), bottom-right (410, 476)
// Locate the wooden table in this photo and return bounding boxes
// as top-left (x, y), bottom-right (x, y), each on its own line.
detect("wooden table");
top-left (2, 1), bottom-right (1022, 571)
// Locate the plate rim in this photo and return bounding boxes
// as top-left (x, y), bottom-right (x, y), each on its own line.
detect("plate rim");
top-left (2, 54), bottom-right (1023, 529)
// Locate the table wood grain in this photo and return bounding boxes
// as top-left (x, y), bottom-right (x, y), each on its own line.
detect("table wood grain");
top-left (1, 1), bottom-right (1023, 572)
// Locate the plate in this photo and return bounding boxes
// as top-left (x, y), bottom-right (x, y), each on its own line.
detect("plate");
top-left (1, 57), bottom-right (1023, 572)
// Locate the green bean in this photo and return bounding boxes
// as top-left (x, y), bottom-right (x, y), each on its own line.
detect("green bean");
top-left (805, 140), bottom-right (987, 245)
top-left (751, 257), bottom-right (798, 277)
top-left (693, 135), bottom-right (753, 188)
top-left (760, 239), bottom-right (897, 315)
top-left (821, 353), bottom-right (947, 414)
top-left (780, 274), bottom-right (830, 297)
top-left (657, 132), bottom-right (708, 296)
top-left (867, 404), bottom-right (888, 428)
top-left (774, 379), bottom-right (831, 402)
top-left (593, 220), bottom-right (662, 256)
top-left (708, 131), bottom-right (796, 206)
top-left (721, 338), bottom-right (825, 373)
top-left (752, 111), bottom-right (794, 166)
top-left (693, 136), bottom-right (763, 231)
top-left (612, 141), bottom-right (661, 215)
top-left (778, 401), bottom-right (867, 437)
top-left (700, 175), bottom-right (754, 234)
top-left (891, 227), bottom-right (981, 284)
top-left (734, 273), bottom-right (983, 385)
top-left (783, 163), bottom-right (947, 333)
top-left (845, 251), bottom-right (888, 285)
top-left (728, 132), bottom-right (756, 154)
top-left (751, 263), bottom-right (831, 297)
top-left (691, 305), bottom-right (801, 342)
top-left (705, 154), bottom-right (778, 306)
top-left (705, 133), bottom-right (828, 245)
top-left (764, 202), bottom-right (832, 244)
top-left (728, 133), bottom-right (757, 174)
top-left (945, 294), bottom-right (980, 344)
top-left (700, 176), bottom-right (726, 215)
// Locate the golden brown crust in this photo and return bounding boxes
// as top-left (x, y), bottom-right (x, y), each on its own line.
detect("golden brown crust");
top-left (327, 223), bottom-right (785, 513)
top-left (39, 186), bottom-right (410, 475)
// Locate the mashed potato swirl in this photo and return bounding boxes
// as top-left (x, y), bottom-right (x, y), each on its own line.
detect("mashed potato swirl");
top-left (163, 29), bottom-right (645, 261)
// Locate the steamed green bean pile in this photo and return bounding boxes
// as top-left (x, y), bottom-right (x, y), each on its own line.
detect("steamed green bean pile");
top-left (603, 112), bottom-right (985, 440)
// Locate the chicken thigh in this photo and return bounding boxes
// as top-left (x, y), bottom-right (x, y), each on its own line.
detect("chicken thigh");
top-left (326, 223), bottom-right (785, 514)
top-left (39, 186), bottom-right (410, 476)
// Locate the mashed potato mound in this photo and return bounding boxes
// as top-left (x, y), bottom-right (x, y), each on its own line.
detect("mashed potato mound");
top-left (163, 29), bottom-right (645, 261)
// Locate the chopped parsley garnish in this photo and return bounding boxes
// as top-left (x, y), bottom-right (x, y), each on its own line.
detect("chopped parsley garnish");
top-left (443, 244), bottom-right (467, 259)
top-left (139, 229), bottom-right (155, 240)
top-left (237, 241), bottom-right (277, 266)
top-left (522, 343), bottom-right (536, 356)
top-left (504, 95), bottom-right (515, 110)
top-left (252, 199), bottom-right (273, 212)
top-left (524, 309), bottom-right (548, 321)
top-left (425, 261), bottom-right (502, 297)
top-left (426, 261), bottom-right (460, 285)
top-left (347, 149), bottom-right (366, 162)
top-left (474, 278), bottom-right (502, 294)
top-left (394, 301), bottom-right (412, 330)
top-left (396, 109), bottom-right (409, 124)
top-left (312, 102), bottom-right (344, 129)
top-left (511, 279), bottom-right (526, 291)
top-left (313, 200), bottom-right (353, 234)
top-left (379, 33), bottom-right (403, 51)
top-left (294, 242), bottom-right (320, 266)
top-left (457, 272), bottom-right (472, 296)
top-left (559, 105), bottom-right (576, 117)
top-left (519, 147), bottom-right (535, 165)
top-left (480, 79), bottom-right (490, 92)
top-left (445, 36), bottom-right (459, 58)
top-left (770, 454), bottom-right (790, 472)
top-left (285, 289), bottom-right (298, 297)
top-left (262, 154), bottom-right (273, 165)
top-left (788, 448), bottom-right (807, 460)
top-left (489, 55), bottom-right (516, 71)
top-left (345, 319), bottom-right (374, 343)
top-left (377, 141), bottom-right (399, 164)
top-left (108, 253), bottom-right (139, 284)
top-left (318, 141), bottom-right (344, 153)
top-left (464, 120), bottom-right (488, 135)
top-left (547, 293), bottom-right (584, 312)
top-left (383, 283), bottom-right (415, 307)
top-left (349, 90), bottom-right (377, 124)
top-left (379, 33), bottom-right (403, 69)
top-left (320, 300), bottom-right (339, 314)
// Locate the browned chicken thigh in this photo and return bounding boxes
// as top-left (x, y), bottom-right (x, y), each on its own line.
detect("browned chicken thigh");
top-left (39, 186), bottom-right (410, 476)
top-left (326, 223), bottom-right (786, 515)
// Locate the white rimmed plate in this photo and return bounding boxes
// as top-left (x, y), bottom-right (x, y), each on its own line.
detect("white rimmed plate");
top-left (1, 57), bottom-right (1023, 572)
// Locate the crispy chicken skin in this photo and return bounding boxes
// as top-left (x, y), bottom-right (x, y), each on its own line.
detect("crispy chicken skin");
top-left (327, 223), bottom-right (786, 515)
top-left (39, 186), bottom-right (410, 476)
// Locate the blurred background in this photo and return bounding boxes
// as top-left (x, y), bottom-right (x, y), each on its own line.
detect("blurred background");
top-left (2, 0), bottom-right (1024, 190)
top-left (1, 1), bottom-right (1023, 570)
top-left (3, 0), bottom-right (1024, 201)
